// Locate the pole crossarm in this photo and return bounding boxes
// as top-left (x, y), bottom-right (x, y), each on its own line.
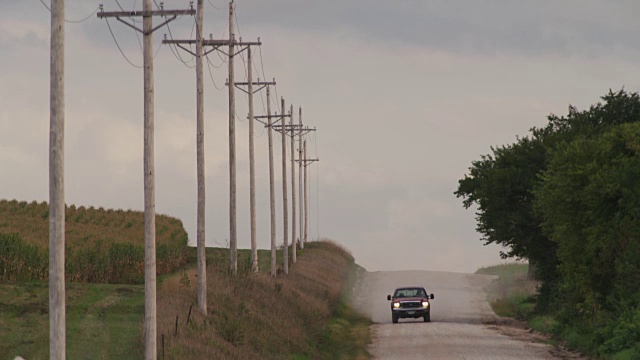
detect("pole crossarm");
top-left (273, 125), bottom-right (316, 137)
top-left (97, 4), bottom-right (195, 35)
top-left (273, 123), bottom-right (305, 137)
top-left (162, 36), bottom-right (198, 56)
top-left (255, 113), bottom-right (289, 126)
top-left (255, 114), bottom-right (291, 119)
top-left (231, 80), bottom-right (276, 95)
top-left (297, 127), bottom-right (316, 137)
top-left (162, 38), bottom-right (261, 57)
top-left (296, 158), bottom-right (319, 165)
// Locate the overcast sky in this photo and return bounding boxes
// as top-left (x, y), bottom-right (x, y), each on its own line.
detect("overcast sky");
top-left (1, 1), bottom-right (639, 273)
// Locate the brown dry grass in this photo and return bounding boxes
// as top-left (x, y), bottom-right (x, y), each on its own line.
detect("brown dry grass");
top-left (156, 241), bottom-right (358, 359)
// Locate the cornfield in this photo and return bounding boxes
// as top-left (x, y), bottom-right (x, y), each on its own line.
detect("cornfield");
top-left (0, 199), bottom-right (188, 284)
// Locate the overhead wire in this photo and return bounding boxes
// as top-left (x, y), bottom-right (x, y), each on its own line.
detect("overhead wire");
top-left (207, 0), bottom-right (226, 11)
top-left (39, 0), bottom-right (99, 23)
top-left (166, 21), bottom-right (195, 68)
top-left (104, 18), bottom-right (143, 69)
top-left (205, 53), bottom-right (225, 91)
top-left (252, 54), bottom-right (267, 117)
top-left (116, 0), bottom-right (141, 23)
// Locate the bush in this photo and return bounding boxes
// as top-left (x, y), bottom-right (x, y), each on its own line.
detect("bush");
top-left (599, 307), bottom-right (640, 355)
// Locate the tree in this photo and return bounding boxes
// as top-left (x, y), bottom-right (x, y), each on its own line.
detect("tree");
top-left (455, 134), bottom-right (558, 289)
top-left (456, 89), bottom-right (640, 308)
top-left (535, 123), bottom-right (640, 316)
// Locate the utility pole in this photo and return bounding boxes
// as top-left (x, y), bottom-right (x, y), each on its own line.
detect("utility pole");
top-left (247, 47), bottom-right (256, 272)
top-left (298, 107), bottom-right (303, 250)
top-left (228, 0), bottom-right (237, 275)
top-left (98, 3), bottom-right (195, 358)
top-left (195, 0), bottom-right (206, 316)
top-left (290, 104), bottom-right (297, 264)
top-left (303, 140), bottom-right (308, 246)
top-left (162, 21), bottom-right (259, 277)
top-left (265, 87), bottom-right (277, 276)
top-left (274, 109), bottom-right (303, 269)
top-left (255, 88), bottom-right (286, 277)
top-left (295, 130), bottom-right (318, 247)
top-left (302, 141), bottom-right (319, 245)
top-left (280, 98), bottom-right (289, 274)
top-left (50, 1), bottom-right (65, 359)
top-left (235, 71), bottom-right (274, 273)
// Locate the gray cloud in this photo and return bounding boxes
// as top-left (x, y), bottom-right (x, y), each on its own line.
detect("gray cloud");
top-left (233, 0), bottom-right (640, 58)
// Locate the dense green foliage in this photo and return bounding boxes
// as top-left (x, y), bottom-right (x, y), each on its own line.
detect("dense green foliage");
top-left (0, 200), bottom-right (189, 283)
top-left (457, 90), bottom-right (640, 357)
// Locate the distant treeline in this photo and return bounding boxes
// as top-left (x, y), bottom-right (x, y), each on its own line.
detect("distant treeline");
top-left (456, 89), bottom-right (640, 357)
top-left (0, 200), bottom-right (189, 283)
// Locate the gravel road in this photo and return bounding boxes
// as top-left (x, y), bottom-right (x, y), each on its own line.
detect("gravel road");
top-left (351, 270), bottom-right (580, 360)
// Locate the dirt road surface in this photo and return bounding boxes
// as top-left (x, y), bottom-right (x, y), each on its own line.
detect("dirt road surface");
top-left (351, 270), bottom-right (582, 360)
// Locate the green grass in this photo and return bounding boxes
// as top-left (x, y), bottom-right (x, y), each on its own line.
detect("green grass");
top-left (610, 348), bottom-right (640, 360)
top-left (528, 315), bottom-right (559, 333)
top-left (476, 262), bottom-right (537, 320)
top-left (317, 302), bottom-right (372, 360)
top-left (476, 262), bottom-right (529, 286)
top-left (0, 282), bottom-right (144, 360)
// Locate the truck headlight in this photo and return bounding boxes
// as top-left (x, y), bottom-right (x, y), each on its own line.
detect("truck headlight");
top-left (422, 301), bottom-right (429, 308)
top-left (393, 302), bottom-right (400, 309)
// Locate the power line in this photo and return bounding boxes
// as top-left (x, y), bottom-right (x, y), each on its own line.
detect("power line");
top-left (39, 0), bottom-right (99, 23)
top-left (251, 54), bottom-right (267, 116)
top-left (104, 18), bottom-right (143, 69)
top-left (207, 0), bottom-right (226, 11)
top-left (205, 53), bottom-right (224, 91)
top-left (117, 0), bottom-right (142, 23)
top-left (166, 22), bottom-right (195, 68)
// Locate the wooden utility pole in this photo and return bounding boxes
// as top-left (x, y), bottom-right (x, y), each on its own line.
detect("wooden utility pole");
top-left (257, 98), bottom-right (291, 275)
top-left (194, 0), bottom-right (207, 316)
top-left (235, 57), bottom-right (273, 273)
top-left (249, 79), bottom-right (279, 276)
top-left (228, 0), bottom-right (237, 275)
top-left (290, 104), bottom-right (297, 264)
top-left (298, 107), bottom-right (303, 250)
top-left (247, 47), bottom-right (257, 272)
top-left (50, 1), bottom-right (65, 359)
top-left (295, 131), bottom-right (318, 246)
top-left (281, 98), bottom-right (289, 274)
top-left (167, 33), bottom-right (261, 278)
top-left (299, 151), bottom-right (319, 243)
top-left (303, 140), bottom-right (308, 245)
top-left (142, 2), bottom-right (156, 355)
top-left (266, 87), bottom-right (276, 276)
top-left (98, 3), bottom-right (195, 358)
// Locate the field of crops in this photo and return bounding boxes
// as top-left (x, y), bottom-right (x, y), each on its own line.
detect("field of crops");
top-left (0, 199), bottom-right (189, 284)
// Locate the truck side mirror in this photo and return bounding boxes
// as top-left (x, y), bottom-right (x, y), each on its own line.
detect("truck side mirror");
top-left (430, 294), bottom-right (435, 300)
top-left (387, 295), bottom-right (392, 301)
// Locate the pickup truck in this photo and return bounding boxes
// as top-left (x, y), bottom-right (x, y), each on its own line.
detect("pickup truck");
top-left (387, 286), bottom-right (435, 323)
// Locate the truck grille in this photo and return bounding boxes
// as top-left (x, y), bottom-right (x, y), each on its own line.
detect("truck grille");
top-left (400, 301), bottom-right (421, 309)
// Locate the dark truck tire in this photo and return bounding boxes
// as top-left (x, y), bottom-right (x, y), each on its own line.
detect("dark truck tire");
top-left (423, 311), bottom-right (431, 322)
top-left (392, 314), bottom-right (398, 323)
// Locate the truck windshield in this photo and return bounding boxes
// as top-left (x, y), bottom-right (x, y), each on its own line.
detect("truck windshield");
top-left (394, 288), bottom-right (426, 298)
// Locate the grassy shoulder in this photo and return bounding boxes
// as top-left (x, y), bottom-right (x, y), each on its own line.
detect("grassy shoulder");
top-left (0, 282), bottom-right (144, 359)
top-left (2, 241), bottom-right (371, 359)
top-left (158, 241), bottom-right (371, 359)
top-left (477, 263), bottom-right (640, 360)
